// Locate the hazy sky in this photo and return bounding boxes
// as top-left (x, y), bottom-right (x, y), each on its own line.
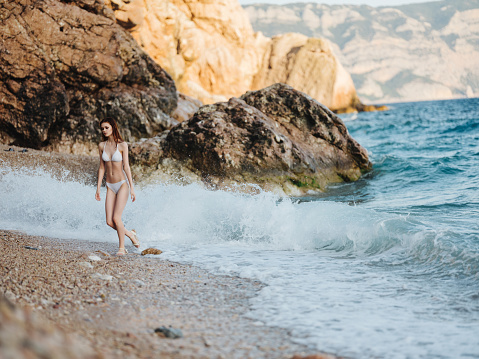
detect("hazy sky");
top-left (239, 0), bottom-right (435, 6)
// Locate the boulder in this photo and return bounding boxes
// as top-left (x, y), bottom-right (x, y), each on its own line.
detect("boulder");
top-left (131, 84), bottom-right (371, 195)
top-left (0, 0), bottom-right (178, 154)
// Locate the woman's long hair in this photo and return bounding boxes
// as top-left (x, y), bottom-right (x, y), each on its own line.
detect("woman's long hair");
top-left (100, 117), bottom-right (124, 143)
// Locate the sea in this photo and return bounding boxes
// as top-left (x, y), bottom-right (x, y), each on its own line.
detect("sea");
top-left (1, 98), bottom-right (478, 358)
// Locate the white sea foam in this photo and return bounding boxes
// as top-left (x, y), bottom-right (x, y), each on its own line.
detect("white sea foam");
top-left (0, 164), bottom-right (416, 255)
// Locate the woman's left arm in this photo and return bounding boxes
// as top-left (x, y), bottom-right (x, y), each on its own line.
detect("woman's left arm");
top-left (122, 142), bottom-right (136, 202)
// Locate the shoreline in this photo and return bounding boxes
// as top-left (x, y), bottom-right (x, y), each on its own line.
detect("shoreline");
top-left (0, 230), bottom-right (335, 358)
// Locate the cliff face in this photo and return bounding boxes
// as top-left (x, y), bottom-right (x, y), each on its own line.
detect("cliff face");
top-left (244, 0), bottom-right (479, 103)
top-left (0, 0), bottom-right (177, 154)
top-left (106, 0), bottom-right (269, 104)
top-left (107, 0), bottom-right (362, 111)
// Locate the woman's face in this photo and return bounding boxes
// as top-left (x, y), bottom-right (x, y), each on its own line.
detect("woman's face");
top-left (101, 122), bottom-right (113, 138)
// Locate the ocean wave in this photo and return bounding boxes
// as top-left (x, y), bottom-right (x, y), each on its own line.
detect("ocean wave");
top-left (1, 164), bottom-right (478, 279)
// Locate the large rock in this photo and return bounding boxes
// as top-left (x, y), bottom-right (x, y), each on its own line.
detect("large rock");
top-left (131, 84), bottom-right (371, 195)
top-left (0, 0), bottom-right (178, 154)
top-left (252, 33), bottom-right (361, 113)
top-left (107, 0), bottom-right (366, 112)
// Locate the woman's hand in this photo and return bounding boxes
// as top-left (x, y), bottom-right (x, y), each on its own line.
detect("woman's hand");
top-left (131, 189), bottom-right (136, 202)
top-left (95, 190), bottom-right (101, 201)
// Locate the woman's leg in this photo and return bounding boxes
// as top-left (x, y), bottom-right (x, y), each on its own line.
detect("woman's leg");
top-left (112, 183), bottom-right (130, 249)
top-left (105, 188), bottom-right (116, 230)
top-left (106, 184), bottom-right (136, 246)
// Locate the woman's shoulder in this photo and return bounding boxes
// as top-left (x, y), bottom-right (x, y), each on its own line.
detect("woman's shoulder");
top-left (98, 141), bottom-right (105, 149)
top-left (118, 141), bottom-right (129, 149)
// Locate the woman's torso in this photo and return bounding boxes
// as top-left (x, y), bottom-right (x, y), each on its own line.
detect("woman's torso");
top-left (102, 141), bottom-right (126, 183)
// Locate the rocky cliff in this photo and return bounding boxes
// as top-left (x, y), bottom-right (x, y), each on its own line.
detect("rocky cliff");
top-left (244, 0), bottom-right (479, 103)
top-left (105, 0), bottom-right (268, 105)
top-left (106, 0), bottom-right (364, 112)
top-left (0, 0), bottom-right (178, 154)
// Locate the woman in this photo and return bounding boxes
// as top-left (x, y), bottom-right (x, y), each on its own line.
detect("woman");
top-left (95, 117), bottom-right (139, 255)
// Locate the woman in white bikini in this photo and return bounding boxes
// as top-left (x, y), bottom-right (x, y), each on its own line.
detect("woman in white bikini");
top-left (95, 117), bottom-right (139, 256)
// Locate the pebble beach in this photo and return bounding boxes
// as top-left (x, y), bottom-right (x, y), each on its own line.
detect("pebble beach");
top-left (0, 230), bottom-right (330, 359)
top-left (0, 231), bottom-right (342, 359)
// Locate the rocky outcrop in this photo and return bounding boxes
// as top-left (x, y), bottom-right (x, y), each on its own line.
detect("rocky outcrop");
top-left (0, 0), bottom-right (178, 154)
top-left (105, 0), bottom-right (268, 105)
top-left (252, 33), bottom-right (361, 113)
top-left (107, 0), bottom-right (365, 112)
top-left (131, 84), bottom-right (371, 195)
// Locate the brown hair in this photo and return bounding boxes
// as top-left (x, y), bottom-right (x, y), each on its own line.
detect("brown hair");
top-left (100, 117), bottom-right (123, 143)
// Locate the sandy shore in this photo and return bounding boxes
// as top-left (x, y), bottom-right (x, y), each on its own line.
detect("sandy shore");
top-left (0, 230), bottom-right (336, 359)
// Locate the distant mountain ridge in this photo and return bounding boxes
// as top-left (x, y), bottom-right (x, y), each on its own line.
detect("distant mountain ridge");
top-left (244, 0), bottom-right (479, 103)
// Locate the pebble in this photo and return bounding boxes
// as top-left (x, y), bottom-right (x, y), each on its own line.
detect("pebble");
top-left (203, 337), bottom-right (212, 347)
top-left (24, 246), bottom-right (39, 250)
top-left (40, 298), bottom-right (52, 306)
top-left (154, 326), bottom-right (184, 339)
top-left (4, 290), bottom-right (15, 302)
top-left (92, 273), bottom-right (113, 281)
top-left (95, 250), bottom-right (110, 257)
top-left (133, 279), bottom-right (146, 286)
top-left (141, 248), bottom-right (163, 256)
top-left (88, 255), bottom-right (102, 261)
top-left (79, 261), bottom-right (94, 269)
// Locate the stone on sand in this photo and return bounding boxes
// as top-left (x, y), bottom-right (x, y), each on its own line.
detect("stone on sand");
top-left (141, 248), bottom-right (163, 256)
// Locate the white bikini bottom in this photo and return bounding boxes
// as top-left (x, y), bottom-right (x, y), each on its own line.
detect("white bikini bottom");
top-left (106, 180), bottom-right (127, 194)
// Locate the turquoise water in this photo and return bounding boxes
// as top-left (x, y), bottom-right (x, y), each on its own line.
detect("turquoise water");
top-left (1, 98), bottom-right (478, 358)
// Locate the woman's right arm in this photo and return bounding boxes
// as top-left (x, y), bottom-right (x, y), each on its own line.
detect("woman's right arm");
top-left (96, 143), bottom-right (105, 201)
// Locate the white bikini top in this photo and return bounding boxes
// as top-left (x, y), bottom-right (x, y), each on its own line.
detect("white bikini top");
top-left (102, 142), bottom-right (122, 162)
